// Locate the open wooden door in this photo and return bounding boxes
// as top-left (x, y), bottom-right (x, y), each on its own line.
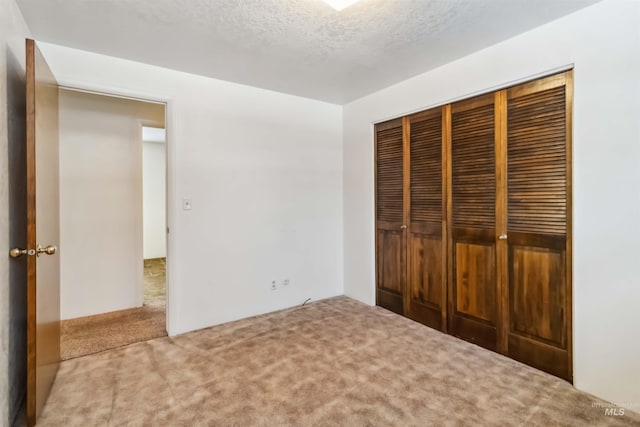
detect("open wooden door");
top-left (24, 38), bottom-right (60, 426)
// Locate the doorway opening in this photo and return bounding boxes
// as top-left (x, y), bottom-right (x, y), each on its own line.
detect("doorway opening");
top-left (142, 126), bottom-right (167, 313)
top-left (58, 88), bottom-right (168, 360)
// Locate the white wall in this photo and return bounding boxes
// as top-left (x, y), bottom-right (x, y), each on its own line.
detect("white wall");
top-left (343, 0), bottom-right (640, 407)
top-left (59, 89), bottom-right (165, 319)
top-left (143, 137), bottom-right (167, 259)
top-left (41, 43), bottom-right (344, 335)
top-left (0, 0), bottom-right (30, 424)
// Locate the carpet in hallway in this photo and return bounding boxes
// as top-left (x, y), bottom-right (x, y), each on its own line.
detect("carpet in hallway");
top-left (41, 297), bottom-right (638, 426)
top-left (142, 257), bottom-right (166, 308)
top-left (59, 258), bottom-right (167, 360)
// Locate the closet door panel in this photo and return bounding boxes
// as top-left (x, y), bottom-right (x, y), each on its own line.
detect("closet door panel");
top-left (407, 108), bottom-right (445, 329)
top-left (449, 93), bottom-right (498, 351)
top-left (408, 234), bottom-right (443, 327)
top-left (510, 242), bottom-right (566, 347)
top-left (375, 119), bottom-right (406, 315)
top-left (376, 227), bottom-right (404, 314)
top-left (409, 234), bottom-right (442, 305)
top-left (506, 72), bottom-right (571, 381)
top-left (455, 241), bottom-right (496, 322)
top-left (377, 228), bottom-right (404, 293)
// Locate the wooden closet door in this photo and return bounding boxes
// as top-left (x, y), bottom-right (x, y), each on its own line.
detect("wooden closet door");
top-left (375, 118), bottom-right (406, 315)
top-left (406, 108), bottom-right (446, 330)
top-left (505, 72), bottom-right (572, 380)
top-left (448, 93), bottom-right (499, 351)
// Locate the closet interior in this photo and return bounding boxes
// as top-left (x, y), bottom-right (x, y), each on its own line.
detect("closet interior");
top-left (375, 70), bottom-right (573, 381)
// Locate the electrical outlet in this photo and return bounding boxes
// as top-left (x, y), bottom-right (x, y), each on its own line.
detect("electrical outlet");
top-left (282, 279), bottom-right (290, 286)
top-left (271, 280), bottom-right (277, 291)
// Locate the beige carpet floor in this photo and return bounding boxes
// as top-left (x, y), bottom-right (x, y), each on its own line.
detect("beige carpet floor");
top-left (59, 258), bottom-right (167, 360)
top-left (40, 296), bottom-right (638, 426)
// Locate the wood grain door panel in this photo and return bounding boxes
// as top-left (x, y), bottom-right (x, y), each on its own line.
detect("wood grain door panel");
top-left (376, 228), bottom-right (404, 314)
top-left (26, 39), bottom-right (61, 427)
top-left (406, 108), bottom-right (446, 329)
top-left (408, 233), bottom-right (443, 328)
top-left (510, 243), bottom-right (566, 347)
top-left (451, 239), bottom-right (497, 350)
top-left (455, 242), bottom-right (496, 323)
top-left (409, 234), bottom-right (442, 305)
top-left (505, 71), bottom-right (572, 381)
top-left (448, 94), bottom-right (498, 351)
top-left (375, 119), bottom-right (406, 314)
top-left (508, 333), bottom-right (570, 381)
top-left (377, 229), bottom-right (404, 295)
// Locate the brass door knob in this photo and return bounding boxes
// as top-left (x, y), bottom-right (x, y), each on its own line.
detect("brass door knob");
top-left (498, 234), bottom-right (508, 240)
top-left (9, 247), bottom-right (36, 258)
top-left (37, 245), bottom-right (57, 256)
top-left (10, 248), bottom-right (27, 258)
top-left (400, 225), bottom-right (408, 230)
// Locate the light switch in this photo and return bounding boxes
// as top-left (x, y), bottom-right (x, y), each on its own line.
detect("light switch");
top-left (182, 198), bottom-right (192, 210)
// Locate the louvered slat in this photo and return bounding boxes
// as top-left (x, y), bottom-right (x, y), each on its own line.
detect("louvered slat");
top-left (411, 113), bottom-right (442, 223)
top-left (452, 104), bottom-right (495, 229)
top-left (376, 125), bottom-right (403, 222)
top-left (508, 86), bottom-right (566, 235)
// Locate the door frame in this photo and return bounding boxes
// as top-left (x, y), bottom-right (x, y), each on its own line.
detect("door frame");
top-left (57, 82), bottom-right (177, 335)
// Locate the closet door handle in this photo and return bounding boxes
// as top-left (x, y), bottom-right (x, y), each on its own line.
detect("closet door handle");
top-left (400, 225), bottom-right (407, 230)
top-left (498, 234), bottom-right (508, 240)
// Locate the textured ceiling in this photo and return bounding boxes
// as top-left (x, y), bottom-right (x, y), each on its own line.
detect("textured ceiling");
top-left (17, 0), bottom-right (600, 104)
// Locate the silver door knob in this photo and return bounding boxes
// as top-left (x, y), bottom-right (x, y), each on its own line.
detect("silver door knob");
top-left (400, 225), bottom-right (407, 230)
top-left (498, 234), bottom-right (508, 240)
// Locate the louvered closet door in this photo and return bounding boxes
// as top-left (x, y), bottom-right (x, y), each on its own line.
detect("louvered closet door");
top-left (406, 108), bottom-right (446, 330)
top-left (448, 93), bottom-right (498, 351)
top-left (505, 72), bottom-right (572, 380)
top-left (375, 118), bottom-right (406, 315)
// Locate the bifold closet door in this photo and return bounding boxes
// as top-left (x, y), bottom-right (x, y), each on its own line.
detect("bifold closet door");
top-left (373, 71), bottom-right (572, 380)
top-left (375, 118), bottom-right (406, 315)
top-left (448, 93), bottom-right (499, 351)
top-left (504, 72), bottom-right (572, 380)
top-left (406, 108), bottom-right (447, 330)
